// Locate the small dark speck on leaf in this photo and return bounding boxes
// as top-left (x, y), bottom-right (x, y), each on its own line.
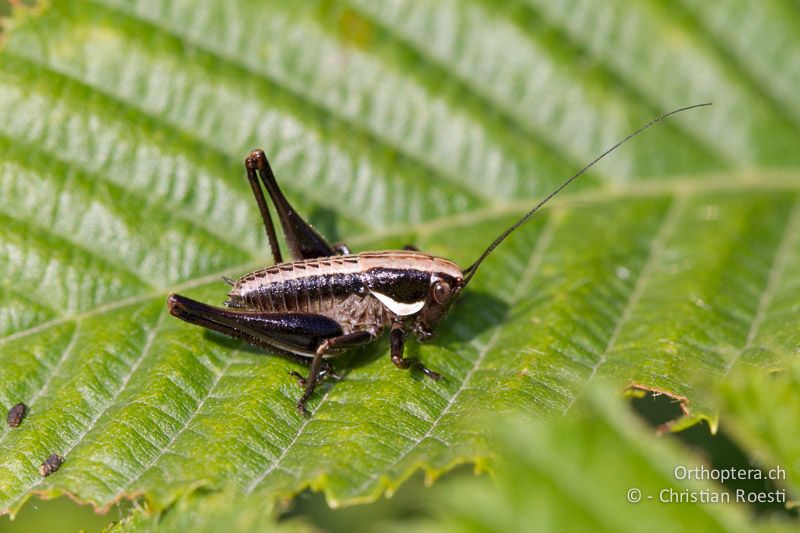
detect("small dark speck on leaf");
top-left (6, 402), bottom-right (26, 427)
top-left (39, 453), bottom-right (64, 477)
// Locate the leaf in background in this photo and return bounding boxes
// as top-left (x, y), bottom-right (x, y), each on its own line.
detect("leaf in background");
top-left (404, 388), bottom-right (751, 533)
top-left (107, 492), bottom-right (310, 533)
top-left (0, 0), bottom-right (798, 518)
top-left (716, 361), bottom-right (800, 500)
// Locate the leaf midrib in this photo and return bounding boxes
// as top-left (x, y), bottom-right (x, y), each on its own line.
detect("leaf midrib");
top-left (1, 169), bottom-right (798, 349)
top-left (2, 175), bottom-right (797, 511)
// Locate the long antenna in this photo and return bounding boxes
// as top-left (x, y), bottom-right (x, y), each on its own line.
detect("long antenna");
top-left (462, 103), bottom-right (712, 285)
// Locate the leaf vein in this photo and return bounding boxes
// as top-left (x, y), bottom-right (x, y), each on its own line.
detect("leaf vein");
top-left (561, 196), bottom-right (686, 415)
top-left (0, 173), bottom-right (796, 346)
top-left (508, 0), bottom-right (732, 166)
top-left (670, 0), bottom-right (800, 137)
top-left (4, 307), bottom-right (167, 512)
top-left (0, 211), bottom-right (153, 289)
top-left (80, 0), bottom-right (490, 205)
top-left (243, 386), bottom-right (338, 494)
top-left (349, 213), bottom-right (559, 496)
top-left (726, 193), bottom-right (800, 372)
top-left (120, 356), bottom-right (235, 494)
top-left (0, 133), bottom-right (255, 259)
top-left (344, 1), bottom-right (595, 180)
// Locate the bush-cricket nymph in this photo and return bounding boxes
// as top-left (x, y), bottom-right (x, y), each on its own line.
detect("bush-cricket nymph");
top-left (168, 104), bottom-right (710, 415)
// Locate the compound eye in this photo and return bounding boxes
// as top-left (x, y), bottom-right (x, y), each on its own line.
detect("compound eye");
top-left (432, 281), bottom-right (451, 305)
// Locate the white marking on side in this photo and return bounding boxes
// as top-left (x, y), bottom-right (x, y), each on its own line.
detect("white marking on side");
top-left (370, 291), bottom-right (425, 316)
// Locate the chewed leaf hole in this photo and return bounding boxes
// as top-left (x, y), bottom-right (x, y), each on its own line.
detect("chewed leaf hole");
top-left (630, 390), bottom-right (799, 520)
top-left (627, 385), bottom-right (690, 434)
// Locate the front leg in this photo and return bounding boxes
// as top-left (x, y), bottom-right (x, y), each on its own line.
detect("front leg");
top-left (390, 323), bottom-right (441, 380)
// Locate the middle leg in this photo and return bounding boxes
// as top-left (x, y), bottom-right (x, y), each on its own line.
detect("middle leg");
top-left (295, 330), bottom-right (376, 415)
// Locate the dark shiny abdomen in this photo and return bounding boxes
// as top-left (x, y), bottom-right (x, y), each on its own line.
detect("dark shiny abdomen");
top-left (225, 257), bottom-right (388, 334)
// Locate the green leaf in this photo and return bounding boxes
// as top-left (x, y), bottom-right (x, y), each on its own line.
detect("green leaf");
top-left (407, 388), bottom-right (752, 533)
top-left (1, 0), bottom-right (799, 519)
top-left (126, 384), bottom-right (798, 533)
top-left (106, 492), bottom-right (309, 533)
top-left (716, 360), bottom-right (800, 500)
